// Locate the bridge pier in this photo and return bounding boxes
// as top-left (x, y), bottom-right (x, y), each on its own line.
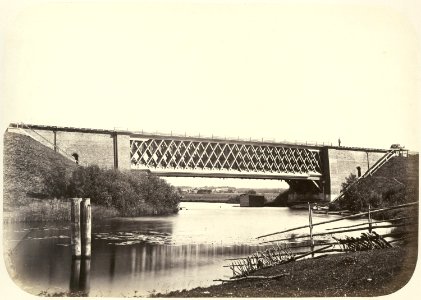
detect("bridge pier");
top-left (285, 179), bottom-right (327, 205)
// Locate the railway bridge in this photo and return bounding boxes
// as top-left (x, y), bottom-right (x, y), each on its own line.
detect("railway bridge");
top-left (8, 123), bottom-right (391, 203)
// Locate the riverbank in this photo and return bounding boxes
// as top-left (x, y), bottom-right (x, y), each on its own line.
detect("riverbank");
top-left (3, 131), bottom-right (180, 221)
top-left (157, 244), bottom-right (417, 297)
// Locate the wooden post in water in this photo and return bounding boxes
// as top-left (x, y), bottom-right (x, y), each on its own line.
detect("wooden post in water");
top-left (368, 204), bottom-right (372, 233)
top-left (81, 198), bottom-right (92, 258)
top-left (70, 198), bottom-right (82, 258)
top-left (308, 202), bottom-right (314, 257)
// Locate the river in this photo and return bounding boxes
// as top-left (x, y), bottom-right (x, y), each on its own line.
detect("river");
top-left (3, 202), bottom-right (389, 296)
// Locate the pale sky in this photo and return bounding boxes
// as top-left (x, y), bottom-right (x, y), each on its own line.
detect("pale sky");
top-left (1, 0), bottom-right (420, 188)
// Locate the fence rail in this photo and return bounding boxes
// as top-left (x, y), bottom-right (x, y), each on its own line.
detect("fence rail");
top-left (226, 201), bottom-right (417, 278)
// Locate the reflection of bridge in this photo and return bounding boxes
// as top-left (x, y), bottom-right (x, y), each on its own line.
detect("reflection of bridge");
top-left (8, 123), bottom-right (391, 203)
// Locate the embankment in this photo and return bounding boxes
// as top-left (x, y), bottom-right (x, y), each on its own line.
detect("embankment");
top-left (3, 132), bottom-right (77, 210)
top-left (330, 153), bottom-right (419, 217)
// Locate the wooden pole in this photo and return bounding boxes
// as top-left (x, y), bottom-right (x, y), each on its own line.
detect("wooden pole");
top-left (81, 198), bottom-right (92, 258)
top-left (368, 204), bottom-right (372, 233)
top-left (308, 203), bottom-right (314, 257)
top-left (70, 198), bottom-right (82, 258)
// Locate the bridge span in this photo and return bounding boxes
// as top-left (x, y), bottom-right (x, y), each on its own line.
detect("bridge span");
top-left (130, 133), bottom-right (323, 180)
top-left (8, 123), bottom-right (390, 203)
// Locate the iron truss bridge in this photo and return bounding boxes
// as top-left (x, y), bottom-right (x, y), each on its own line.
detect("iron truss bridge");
top-left (130, 135), bottom-right (323, 180)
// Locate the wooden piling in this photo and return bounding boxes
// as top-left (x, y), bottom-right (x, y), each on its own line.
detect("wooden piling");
top-left (368, 204), bottom-right (372, 233)
top-left (308, 203), bottom-right (314, 257)
top-left (81, 198), bottom-right (92, 258)
top-left (70, 198), bottom-right (82, 258)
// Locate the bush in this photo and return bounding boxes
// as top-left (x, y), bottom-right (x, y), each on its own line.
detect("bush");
top-left (44, 165), bottom-right (181, 217)
top-left (331, 172), bottom-right (418, 221)
top-left (42, 165), bottom-right (69, 199)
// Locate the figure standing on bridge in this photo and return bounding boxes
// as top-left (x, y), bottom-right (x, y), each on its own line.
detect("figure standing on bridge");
top-left (338, 138), bottom-right (341, 147)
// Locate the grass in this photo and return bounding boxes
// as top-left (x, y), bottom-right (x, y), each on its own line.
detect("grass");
top-left (3, 131), bottom-right (77, 210)
top-left (156, 245), bottom-right (418, 297)
top-left (3, 199), bottom-right (120, 222)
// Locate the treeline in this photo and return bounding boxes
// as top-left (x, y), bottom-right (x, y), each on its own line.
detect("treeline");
top-left (44, 165), bottom-right (180, 216)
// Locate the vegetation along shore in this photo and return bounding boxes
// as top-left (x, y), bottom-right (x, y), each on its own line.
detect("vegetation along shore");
top-left (3, 132), bottom-right (180, 222)
top-left (3, 130), bottom-right (419, 298)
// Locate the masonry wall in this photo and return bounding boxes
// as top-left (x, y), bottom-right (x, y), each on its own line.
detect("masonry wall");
top-left (9, 127), bottom-right (131, 170)
top-left (327, 148), bottom-right (386, 199)
top-left (116, 134), bottom-right (131, 170)
top-left (55, 131), bottom-right (115, 168)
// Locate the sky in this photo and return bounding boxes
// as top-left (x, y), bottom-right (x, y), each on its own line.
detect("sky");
top-left (0, 2), bottom-right (421, 296)
top-left (1, 0), bottom-right (420, 188)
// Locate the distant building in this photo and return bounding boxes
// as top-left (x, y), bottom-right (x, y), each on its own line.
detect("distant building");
top-left (239, 194), bottom-right (265, 207)
top-left (213, 187), bottom-right (236, 193)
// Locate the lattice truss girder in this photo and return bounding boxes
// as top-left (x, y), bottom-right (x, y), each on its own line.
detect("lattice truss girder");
top-left (130, 139), bottom-right (322, 175)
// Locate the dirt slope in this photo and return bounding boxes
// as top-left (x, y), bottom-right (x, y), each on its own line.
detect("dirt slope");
top-left (3, 131), bottom-right (77, 210)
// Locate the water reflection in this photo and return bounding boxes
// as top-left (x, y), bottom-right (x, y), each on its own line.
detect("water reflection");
top-left (69, 258), bottom-right (91, 295)
top-left (4, 202), bottom-right (393, 297)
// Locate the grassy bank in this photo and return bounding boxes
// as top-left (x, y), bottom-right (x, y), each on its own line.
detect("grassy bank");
top-left (331, 154), bottom-right (419, 215)
top-left (3, 132), bottom-right (77, 210)
top-left (2, 200), bottom-right (119, 223)
top-left (3, 131), bottom-right (180, 221)
top-left (157, 245), bottom-right (417, 297)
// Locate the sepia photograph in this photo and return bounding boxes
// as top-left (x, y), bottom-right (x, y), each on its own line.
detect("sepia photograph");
top-left (1, 0), bottom-right (420, 298)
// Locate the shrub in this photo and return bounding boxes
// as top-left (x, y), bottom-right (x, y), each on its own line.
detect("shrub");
top-left (48, 165), bottom-right (181, 217)
top-left (331, 171), bottom-right (418, 222)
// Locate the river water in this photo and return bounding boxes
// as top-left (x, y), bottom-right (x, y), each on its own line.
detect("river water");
top-left (3, 202), bottom-right (389, 296)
